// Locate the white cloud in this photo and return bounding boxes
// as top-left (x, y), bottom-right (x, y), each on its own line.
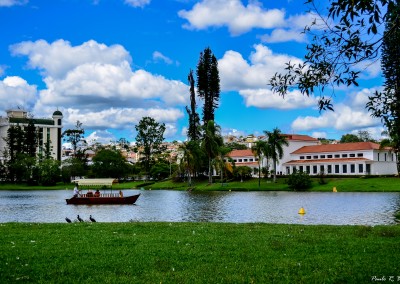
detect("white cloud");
top-left (178, 0), bottom-right (285, 36)
top-left (260, 28), bottom-right (306, 43)
top-left (0, 76), bottom-right (37, 112)
top-left (0, 0), bottom-right (27, 7)
top-left (240, 89), bottom-right (316, 109)
top-left (219, 44), bottom-right (302, 90)
top-left (218, 44), bottom-right (316, 109)
top-left (311, 132), bottom-right (327, 139)
top-left (10, 39), bottom-right (188, 138)
top-left (62, 107), bottom-right (184, 130)
top-left (152, 51), bottom-right (175, 65)
top-left (85, 130), bottom-right (117, 145)
top-left (291, 88), bottom-right (382, 132)
top-left (124, 0), bottom-right (150, 8)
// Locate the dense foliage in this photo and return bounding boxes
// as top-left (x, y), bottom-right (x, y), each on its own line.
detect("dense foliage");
top-left (287, 171), bottom-right (313, 191)
top-left (135, 116), bottom-right (166, 179)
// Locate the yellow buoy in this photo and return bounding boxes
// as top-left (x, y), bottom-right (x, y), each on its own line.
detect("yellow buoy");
top-left (298, 207), bottom-right (306, 214)
top-left (333, 187), bottom-right (337, 192)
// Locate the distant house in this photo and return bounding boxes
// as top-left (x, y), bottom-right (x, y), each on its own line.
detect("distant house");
top-left (227, 149), bottom-right (259, 172)
top-left (283, 142), bottom-right (397, 176)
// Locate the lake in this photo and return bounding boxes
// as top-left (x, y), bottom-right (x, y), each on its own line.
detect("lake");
top-left (0, 189), bottom-right (399, 225)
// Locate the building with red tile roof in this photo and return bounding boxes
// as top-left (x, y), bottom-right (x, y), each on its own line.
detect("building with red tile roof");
top-left (283, 141), bottom-right (397, 176)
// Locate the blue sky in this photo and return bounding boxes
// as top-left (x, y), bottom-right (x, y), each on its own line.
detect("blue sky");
top-left (0, 0), bottom-right (385, 144)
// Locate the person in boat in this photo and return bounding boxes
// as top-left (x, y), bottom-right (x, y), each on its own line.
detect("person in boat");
top-left (87, 190), bottom-right (93, 197)
top-left (119, 190), bottom-right (123, 197)
top-left (73, 185), bottom-right (80, 197)
top-left (94, 189), bottom-right (100, 197)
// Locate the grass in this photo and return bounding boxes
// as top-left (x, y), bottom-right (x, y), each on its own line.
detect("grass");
top-left (0, 176), bottom-right (399, 192)
top-left (145, 176), bottom-right (400, 192)
top-left (1, 222), bottom-right (400, 283)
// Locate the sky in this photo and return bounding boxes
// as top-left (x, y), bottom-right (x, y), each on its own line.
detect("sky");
top-left (0, 0), bottom-right (385, 145)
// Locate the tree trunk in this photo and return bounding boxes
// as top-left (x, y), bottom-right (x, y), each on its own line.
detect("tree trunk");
top-left (273, 159), bottom-right (277, 183)
top-left (208, 157), bottom-right (212, 184)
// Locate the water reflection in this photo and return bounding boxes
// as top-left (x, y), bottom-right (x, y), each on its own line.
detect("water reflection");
top-left (0, 190), bottom-right (399, 225)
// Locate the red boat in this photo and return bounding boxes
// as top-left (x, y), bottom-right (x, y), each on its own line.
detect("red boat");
top-left (66, 178), bottom-right (140, 205)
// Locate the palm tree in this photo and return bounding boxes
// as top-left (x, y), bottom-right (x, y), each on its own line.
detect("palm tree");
top-left (265, 128), bottom-right (289, 183)
top-left (202, 120), bottom-right (223, 184)
top-left (252, 140), bottom-right (271, 189)
top-left (179, 142), bottom-right (195, 186)
top-left (214, 146), bottom-right (232, 184)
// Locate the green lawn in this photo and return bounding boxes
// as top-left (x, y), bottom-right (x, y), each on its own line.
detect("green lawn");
top-left (0, 176), bottom-right (400, 192)
top-left (1, 222), bottom-right (399, 283)
top-left (145, 176), bottom-right (400, 192)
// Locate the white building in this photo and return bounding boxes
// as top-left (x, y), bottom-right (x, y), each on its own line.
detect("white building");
top-left (0, 109), bottom-right (63, 162)
top-left (283, 141), bottom-right (397, 176)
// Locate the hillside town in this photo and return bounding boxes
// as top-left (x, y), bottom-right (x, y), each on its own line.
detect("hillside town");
top-left (0, 108), bottom-right (397, 185)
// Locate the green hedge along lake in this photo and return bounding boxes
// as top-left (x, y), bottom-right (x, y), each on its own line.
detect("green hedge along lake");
top-left (0, 190), bottom-right (399, 225)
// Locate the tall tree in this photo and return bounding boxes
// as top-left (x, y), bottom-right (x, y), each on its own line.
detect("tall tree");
top-left (270, 0), bottom-right (398, 112)
top-left (202, 120), bottom-right (223, 184)
top-left (92, 149), bottom-right (129, 179)
top-left (265, 128), bottom-right (289, 183)
top-left (186, 69), bottom-right (202, 141)
top-left (368, 0), bottom-right (400, 174)
top-left (135, 116), bottom-right (166, 179)
top-left (252, 140), bottom-right (271, 189)
top-left (62, 121), bottom-right (85, 155)
top-left (196, 47), bottom-right (220, 124)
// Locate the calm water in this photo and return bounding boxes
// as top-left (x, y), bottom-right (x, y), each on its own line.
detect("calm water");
top-left (0, 190), bottom-right (399, 225)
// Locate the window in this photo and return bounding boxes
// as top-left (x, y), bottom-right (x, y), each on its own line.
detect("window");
top-left (359, 164), bottom-right (364, 173)
top-left (342, 165), bottom-right (347, 173)
top-left (342, 154), bottom-right (348, 158)
top-left (313, 155), bottom-right (318, 159)
top-left (306, 156), bottom-right (311, 159)
top-left (300, 156), bottom-right (305, 160)
top-left (335, 165), bottom-right (340, 173)
top-left (306, 166), bottom-right (310, 173)
top-left (286, 167), bottom-right (290, 175)
top-left (349, 154), bottom-right (355, 157)
top-left (377, 153), bottom-right (380, 161)
top-left (233, 159), bottom-right (237, 162)
top-left (335, 154), bottom-right (340, 158)
top-left (320, 155), bottom-right (326, 159)
top-left (385, 153), bottom-right (387, 161)
top-left (350, 164), bottom-right (355, 173)
top-left (327, 155), bottom-right (333, 158)
top-left (327, 165), bottom-right (332, 174)
top-left (238, 159), bottom-right (242, 162)
top-left (313, 165), bottom-right (317, 174)
top-left (249, 159), bottom-right (253, 162)
top-left (299, 166), bottom-right (304, 172)
top-left (243, 159), bottom-right (248, 162)
top-left (357, 153), bottom-right (363, 157)
top-left (320, 165), bottom-right (324, 173)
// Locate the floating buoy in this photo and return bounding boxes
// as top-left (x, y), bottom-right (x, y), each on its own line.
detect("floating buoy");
top-left (298, 207), bottom-right (306, 214)
top-left (333, 187), bottom-right (337, 192)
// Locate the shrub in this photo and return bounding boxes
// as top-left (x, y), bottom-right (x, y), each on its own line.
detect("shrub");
top-left (287, 171), bottom-right (312, 191)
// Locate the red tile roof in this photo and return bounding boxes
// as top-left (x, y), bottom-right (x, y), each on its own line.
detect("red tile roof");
top-left (228, 149), bottom-right (254, 157)
top-left (284, 157), bottom-right (370, 165)
top-left (282, 134), bottom-right (318, 142)
top-left (292, 142), bottom-right (385, 154)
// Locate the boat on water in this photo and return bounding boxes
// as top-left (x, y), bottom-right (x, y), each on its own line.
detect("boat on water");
top-left (66, 178), bottom-right (140, 205)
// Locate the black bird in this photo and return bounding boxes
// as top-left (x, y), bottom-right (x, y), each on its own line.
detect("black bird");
top-left (89, 215), bottom-right (96, 222)
top-left (77, 215), bottom-right (84, 222)
top-left (65, 217), bottom-right (72, 223)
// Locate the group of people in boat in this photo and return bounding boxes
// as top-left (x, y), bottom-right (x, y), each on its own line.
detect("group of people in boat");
top-left (73, 185), bottom-right (100, 197)
top-left (73, 184), bottom-right (123, 198)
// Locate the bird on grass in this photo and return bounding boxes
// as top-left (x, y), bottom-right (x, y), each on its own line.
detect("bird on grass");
top-left (77, 215), bottom-right (84, 222)
top-left (89, 215), bottom-right (96, 222)
top-left (65, 217), bottom-right (72, 223)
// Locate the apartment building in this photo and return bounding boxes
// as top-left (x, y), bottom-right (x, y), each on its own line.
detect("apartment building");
top-left (0, 109), bottom-right (63, 161)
